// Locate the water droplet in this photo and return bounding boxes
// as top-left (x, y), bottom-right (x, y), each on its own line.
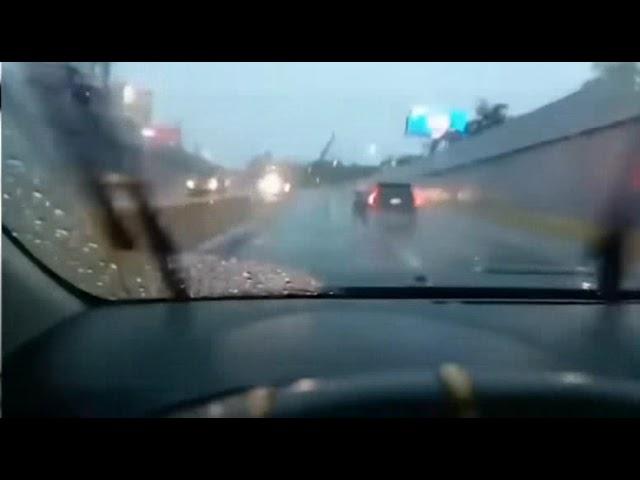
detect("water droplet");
top-left (11, 231), bottom-right (20, 238)
top-left (99, 261), bottom-right (107, 267)
top-left (284, 277), bottom-right (292, 285)
top-left (82, 246), bottom-right (91, 253)
top-left (77, 267), bottom-right (86, 274)
top-left (32, 190), bottom-right (43, 200)
top-left (229, 288), bottom-right (239, 294)
top-left (44, 200), bottom-right (51, 208)
top-left (96, 281), bottom-right (104, 287)
top-left (6, 158), bottom-right (24, 169)
top-left (283, 289), bottom-right (290, 295)
top-left (53, 208), bottom-right (65, 217)
top-left (136, 277), bottom-right (143, 283)
top-left (86, 268), bottom-right (94, 274)
top-left (54, 228), bottom-right (70, 239)
top-left (34, 219), bottom-right (44, 227)
top-left (34, 238), bottom-right (42, 245)
top-left (109, 263), bottom-right (118, 270)
top-left (243, 271), bottom-right (252, 279)
top-left (3, 193), bottom-right (10, 200)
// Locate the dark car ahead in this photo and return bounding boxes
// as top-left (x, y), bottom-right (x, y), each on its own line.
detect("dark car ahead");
top-left (354, 182), bottom-right (417, 230)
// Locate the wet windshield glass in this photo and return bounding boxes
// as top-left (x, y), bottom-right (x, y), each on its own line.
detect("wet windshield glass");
top-left (2, 62), bottom-right (640, 300)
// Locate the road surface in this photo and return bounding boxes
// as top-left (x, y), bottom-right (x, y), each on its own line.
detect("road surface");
top-left (197, 187), bottom-right (639, 291)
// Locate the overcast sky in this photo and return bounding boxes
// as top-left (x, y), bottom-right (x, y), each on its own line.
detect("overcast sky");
top-left (113, 62), bottom-right (594, 167)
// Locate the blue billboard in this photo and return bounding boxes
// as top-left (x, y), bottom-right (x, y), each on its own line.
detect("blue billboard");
top-left (405, 107), bottom-right (469, 139)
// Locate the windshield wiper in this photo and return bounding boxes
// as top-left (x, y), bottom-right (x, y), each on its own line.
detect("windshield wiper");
top-left (65, 64), bottom-right (188, 300)
top-left (318, 286), bottom-right (640, 301)
top-left (475, 264), bottom-right (595, 276)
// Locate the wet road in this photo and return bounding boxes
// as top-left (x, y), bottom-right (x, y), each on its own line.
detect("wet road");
top-left (209, 187), bottom-right (606, 290)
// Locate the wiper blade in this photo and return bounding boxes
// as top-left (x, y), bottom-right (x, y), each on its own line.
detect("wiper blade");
top-left (319, 286), bottom-right (640, 301)
top-left (475, 264), bottom-right (595, 276)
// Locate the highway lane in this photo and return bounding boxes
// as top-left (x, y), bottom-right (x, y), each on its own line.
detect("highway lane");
top-left (212, 187), bottom-right (610, 290)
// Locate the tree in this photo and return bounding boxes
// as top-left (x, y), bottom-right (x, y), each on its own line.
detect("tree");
top-left (465, 99), bottom-right (509, 137)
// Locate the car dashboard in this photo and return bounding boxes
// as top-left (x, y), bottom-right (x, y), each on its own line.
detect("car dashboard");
top-left (4, 298), bottom-right (640, 417)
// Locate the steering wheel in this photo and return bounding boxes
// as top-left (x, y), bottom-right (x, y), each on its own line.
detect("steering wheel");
top-left (167, 366), bottom-right (640, 418)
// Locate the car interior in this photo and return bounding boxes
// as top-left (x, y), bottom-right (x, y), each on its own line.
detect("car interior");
top-left (4, 227), bottom-right (640, 417)
top-left (3, 61), bottom-right (640, 418)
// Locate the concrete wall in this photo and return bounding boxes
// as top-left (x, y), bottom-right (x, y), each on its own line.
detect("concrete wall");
top-left (379, 82), bottom-right (640, 225)
top-left (421, 119), bottom-right (640, 222)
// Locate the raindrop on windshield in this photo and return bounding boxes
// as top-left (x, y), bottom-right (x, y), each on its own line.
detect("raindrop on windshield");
top-left (32, 190), bottom-right (44, 200)
top-left (243, 271), bottom-right (252, 279)
top-left (54, 228), bottom-right (70, 239)
top-left (6, 159), bottom-right (24, 169)
top-left (136, 277), bottom-right (143, 283)
top-left (109, 263), bottom-right (118, 270)
top-left (53, 208), bottom-right (65, 217)
top-left (3, 193), bottom-right (11, 200)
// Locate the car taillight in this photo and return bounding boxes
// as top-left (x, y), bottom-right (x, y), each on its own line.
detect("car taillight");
top-left (367, 187), bottom-right (379, 207)
top-left (412, 187), bottom-right (426, 207)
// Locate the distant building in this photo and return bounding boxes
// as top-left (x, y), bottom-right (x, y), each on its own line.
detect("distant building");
top-left (110, 82), bottom-right (154, 127)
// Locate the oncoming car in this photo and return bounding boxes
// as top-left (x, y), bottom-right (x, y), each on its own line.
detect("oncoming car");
top-left (185, 174), bottom-right (229, 197)
top-left (255, 167), bottom-right (293, 203)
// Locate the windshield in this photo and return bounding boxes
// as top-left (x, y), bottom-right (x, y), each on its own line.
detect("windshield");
top-left (2, 62), bottom-right (640, 300)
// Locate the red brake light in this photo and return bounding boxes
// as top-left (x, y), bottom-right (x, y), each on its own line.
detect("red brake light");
top-left (367, 187), bottom-right (379, 207)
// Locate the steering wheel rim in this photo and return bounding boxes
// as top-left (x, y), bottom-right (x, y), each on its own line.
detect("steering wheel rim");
top-left (167, 369), bottom-right (640, 418)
